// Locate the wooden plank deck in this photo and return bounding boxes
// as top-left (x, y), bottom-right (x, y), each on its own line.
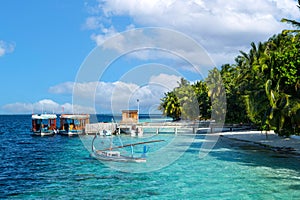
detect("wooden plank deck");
top-left (85, 121), bottom-right (252, 135)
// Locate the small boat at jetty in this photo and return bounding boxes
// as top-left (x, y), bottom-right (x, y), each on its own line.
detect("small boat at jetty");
top-left (59, 114), bottom-right (90, 136)
top-left (91, 134), bottom-right (164, 163)
top-left (31, 114), bottom-right (58, 136)
top-left (98, 129), bottom-right (112, 136)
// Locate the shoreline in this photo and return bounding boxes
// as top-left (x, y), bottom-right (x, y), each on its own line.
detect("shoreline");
top-left (217, 131), bottom-right (300, 156)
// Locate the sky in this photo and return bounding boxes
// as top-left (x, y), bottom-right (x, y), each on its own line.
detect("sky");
top-left (0, 0), bottom-right (299, 114)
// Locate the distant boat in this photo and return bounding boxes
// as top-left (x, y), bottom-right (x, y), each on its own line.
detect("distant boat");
top-left (31, 114), bottom-right (58, 136)
top-left (59, 114), bottom-right (90, 136)
top-left (90, 135), bottom-right (164, 163)
top-left (98, 129), bottom-right (112, 136)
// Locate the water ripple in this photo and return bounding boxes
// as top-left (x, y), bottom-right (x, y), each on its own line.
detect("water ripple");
top-left (1, 115), bottom-right (300, 199)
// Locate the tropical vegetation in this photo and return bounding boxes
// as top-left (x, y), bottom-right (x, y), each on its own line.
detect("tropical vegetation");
top-left (159, 1), bottom-right (300, 136)
top-left (159, 78), bottom-right (210, 121)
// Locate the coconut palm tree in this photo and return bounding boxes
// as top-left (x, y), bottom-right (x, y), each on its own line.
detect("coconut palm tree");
top-left (234, 42), bottom-right (270, 128)
top-left (175, 82), bottom-right (199, 120)
top-left (206, 68), bottom-right (226, 123)
top-left (281, 0), bottom-right (300, 33)
top-left (262, 33), bottom-right (300, 136)
top-left (159, 91), bottom-right (181, 121)
top-left (192, 81), bottom-right (211, 120)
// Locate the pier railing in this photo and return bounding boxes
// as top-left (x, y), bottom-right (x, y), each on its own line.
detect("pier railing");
top-left (85, 121), bottom-right (253, 135)
top-left (85, 122), bottom-right (117, 134)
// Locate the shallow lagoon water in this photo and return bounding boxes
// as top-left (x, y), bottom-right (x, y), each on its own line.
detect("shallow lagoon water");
top-left (1, 115), bottom-right (300, 199)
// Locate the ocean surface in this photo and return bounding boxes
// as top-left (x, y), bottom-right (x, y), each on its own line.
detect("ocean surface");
top-left (1, 115), bottom-right (300, 199)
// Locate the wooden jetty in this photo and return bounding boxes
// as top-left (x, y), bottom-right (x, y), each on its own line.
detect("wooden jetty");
top-left (84, 121), bottom-right (252, 136)
top-left (82, 110), bottom-right (252, 136)
top-left (85, 122), bottom-right (200, 135)
top-left (85, 122), bottom-right (118, 135)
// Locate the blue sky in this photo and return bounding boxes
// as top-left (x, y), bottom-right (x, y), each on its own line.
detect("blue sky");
top-left (0, 1), bottom-right (93, 103)
top-left (0, 0), bottom-right (299, 114)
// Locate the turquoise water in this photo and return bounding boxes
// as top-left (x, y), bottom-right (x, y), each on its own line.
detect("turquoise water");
top-left (1, 115), bottom-right (300, 199)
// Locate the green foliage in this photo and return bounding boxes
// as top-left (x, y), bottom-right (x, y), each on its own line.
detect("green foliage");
top-left (206, 68), bottom-right (226, 123)
top-left (219, 64), bottom-right (249, 123)
top-left (192, 81), bottom-right (211, 120)
top-left (158, 91), bottom-right (181, 121)
top-left (234, 33), bottom-right (300, 136)
top-left (159, 2), bottom-right (300, 135)
top-left (265, 79), bottom-right (300, 136)
top-left (174, 78), bottom-right (199, 120)
top-left (159, 78), bottom-right (211, 121)
top-left (281, 0), bottom-right (300, 34)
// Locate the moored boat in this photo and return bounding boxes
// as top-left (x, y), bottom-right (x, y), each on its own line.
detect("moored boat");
top-left (90, 135), bottom-right (164, 163)
top-left (59, 114), bottom-right (90, 136)
top-left (31, 114), bottom-right (58, 136)
top-left (98, 129), bottom-right (112, 136)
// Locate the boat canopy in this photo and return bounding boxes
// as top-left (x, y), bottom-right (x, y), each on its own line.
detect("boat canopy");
top-left (32, 114), bottom-right (57, 120)
top-left (60, 114), bottom-right (90, 119)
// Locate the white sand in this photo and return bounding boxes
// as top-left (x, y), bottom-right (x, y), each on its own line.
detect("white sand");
top-left (217, 131), bottom-right (300, 154)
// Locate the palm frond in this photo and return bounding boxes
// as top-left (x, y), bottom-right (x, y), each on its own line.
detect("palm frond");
top-left (281, 18), bottom-right (300, 27)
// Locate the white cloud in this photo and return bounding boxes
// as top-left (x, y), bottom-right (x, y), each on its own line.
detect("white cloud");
top-left (2, 73), bottom-right (183, 114)
top-left (2, 102), bottom-right (35, 113)
top-left (49, 73), bottom-right (181, 113)
top-left (2, 99), bottom-right (94, 114)
top-left (0, 40), bottom-right (15, 57)
top-left (86, 0), bottom-right (300, 65)
top-left (149, 73), bottom-right (181, 90)
top-left (83, 17), bottom-right (103, 30)
top-left (91, 25), bottom-right (119, 46)
top-left (48, 81), bottom-right (74, 94)
top-left (92, 28), bottom-right (216, 75)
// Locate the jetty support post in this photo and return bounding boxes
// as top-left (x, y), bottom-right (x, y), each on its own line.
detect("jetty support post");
top-left (210, 125), bottom-right (214, 133)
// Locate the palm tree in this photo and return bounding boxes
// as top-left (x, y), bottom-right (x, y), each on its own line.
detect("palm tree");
top-left (192, 81), bottom-right (211, 120)
top-left (234, 42), bottom-right (270, 128)
top-left (265, 79), bottom-right (295, 135)
top-left (281, 0), bottom-right (300, 33)
top-left (159, 91), bottom-right (181, 121)
top-left (206, 68), bottom-right (226, 123)
top-left (262, 33), bottom-right (300, 136)
top-left (219, 64), bottom-right (250, 123)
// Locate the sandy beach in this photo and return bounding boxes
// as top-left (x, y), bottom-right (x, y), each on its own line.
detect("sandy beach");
top-left (218, 131), bottom-right (300, 155)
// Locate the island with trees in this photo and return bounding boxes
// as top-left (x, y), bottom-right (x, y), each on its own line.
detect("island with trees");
top-left (159, 1), bottom-right (300, 137)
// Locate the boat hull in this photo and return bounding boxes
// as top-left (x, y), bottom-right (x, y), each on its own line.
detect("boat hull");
top-left (90, 152), bottom-right (146, 163)
top-left (32, 130), bottom-right (56, 136)
top-left (59, 130), bottom-right (83, 136)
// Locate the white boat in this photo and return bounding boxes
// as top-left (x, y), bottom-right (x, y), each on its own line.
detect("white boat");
top-left (98, 129), bottom-right (112, 136)
top-left (31, 114), bottom-right (58, 136)
top-left (90, 135), bottom-right (164, 163)
top-left (59, 114), bottom-right (90, 136)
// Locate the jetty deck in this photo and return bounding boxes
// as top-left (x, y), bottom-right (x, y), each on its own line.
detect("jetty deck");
top-left (85, 122), bottom-right (118, 134)
top-left (84, 121), bottom-right (252, 135)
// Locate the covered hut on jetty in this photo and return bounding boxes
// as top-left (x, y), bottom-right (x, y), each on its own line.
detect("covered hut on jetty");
top-left (119, 110), bottom-right (142, 136)
top-left (121, 110), bottom-right (138, 124)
